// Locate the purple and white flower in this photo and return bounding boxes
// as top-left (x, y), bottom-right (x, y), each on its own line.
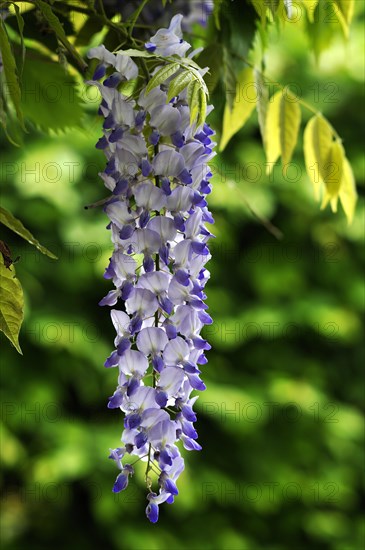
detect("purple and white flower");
top-left (89, 15), bottom-right (215, 522)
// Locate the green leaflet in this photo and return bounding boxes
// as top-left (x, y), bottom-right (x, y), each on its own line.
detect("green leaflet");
top-left (320, 139), bottom-right (344, 212)
top-left (265, 90), bottom-right (301, 172)
top-left (265, 91), bottom-right (281, 172)
top-left (187, 80), bottom-right (200, 125)
top-left (145, 61), bottom-right (208, 127)
top-left (0, 19), bottom-right (24, 129)
top-left (250, 0), bottom-right (266, 21)
top-left (220, 67), bottom-right (257, 152)
top-left (0, 262), bottom-right (24, 354)
top-left (339, 157), bottom-right (357, 224)
top-left (0, 94), bottom-right (21, 147)
top-left (279, 91), bottom-right (301, 167)
top-left (301, 0), bottom-right (319, 23)
top-left (323, 140), bottom-right (344, 198)
top-left (11, 3), bottom-right (25, 78)
top-left (197, 86), bottom-right (207, 129)
top-left (267, 0), bottom-right (280, 17)
top-left (0, 207), bottom-right (57, 260)
top-left (145, 63), bottom-right (180, 94)
top-left (303, 114), bottom-right (333, 198)
top-left (303, 114), bottom-right (357, 223)
top-left (167, 71), bottom-right (193, 102)
top-left (116, 48), bottom-right (155, 58)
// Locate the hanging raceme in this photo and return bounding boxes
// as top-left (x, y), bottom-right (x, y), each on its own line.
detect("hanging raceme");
top-left (88, 14), bottom-right (215, 523)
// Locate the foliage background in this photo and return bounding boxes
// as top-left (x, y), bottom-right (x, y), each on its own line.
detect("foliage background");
top-left (1, 2), bottom-right (364, 549)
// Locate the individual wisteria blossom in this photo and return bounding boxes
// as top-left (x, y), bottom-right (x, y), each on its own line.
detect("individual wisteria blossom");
top-left (88, 13), bottom-right (215, 523)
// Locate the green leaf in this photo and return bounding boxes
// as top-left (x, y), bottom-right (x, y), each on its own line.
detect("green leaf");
top-left (11, 3), bottom-right (25, 78)
top-left (115, 48), bottom-right (155, 58)
top-left (34, 0), bottom-right (87, 72)
top-left (0, 19), bottom-right (25, 129)
top-left (250, 0), bottom-right (267, 21)
top-left (220, 67), bottom-right (257, 152)
top-left (21, 50), bottom-right (83, 131)
top-left (167, 70), bottom-right (193, 101)
top-left (190, 67), bottom-right (209, 97)
top-left (268, 0), bottom-right (280, 17)
top-left (303, 114), bottom-right (333, 198)
top-left (145, 63), bottom-right (180, 94)
top-left (197, 86), bottom-right (207, 129)
top-left (187, 80), bottom-right (200, 125)
top-left (0, 262), bottom-right (24, 354)
top-left (0, 207), bottom-right (58, 259)
top-left (335, 0), bottom-right (355, 23)
top-left (0, 93), bottom-right (21, 147)
top-left (301, 0), bottom-right (319, 23)
top-left (339, 157), bottom-right (357, 224)
top-left (265, 91), bottom-right (281, 173)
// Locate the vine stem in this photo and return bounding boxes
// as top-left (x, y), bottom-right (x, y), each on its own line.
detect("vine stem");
top-left (128, 0), bottom-right (151, 39)
top-left (145, 143), bottom-right (160, 488)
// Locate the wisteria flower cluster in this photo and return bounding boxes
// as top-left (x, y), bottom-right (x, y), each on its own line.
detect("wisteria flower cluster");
top-left (88, 14), bottom-right (215, 523)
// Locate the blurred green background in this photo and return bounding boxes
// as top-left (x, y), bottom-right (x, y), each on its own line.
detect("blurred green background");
top-left (1, 6), bottom-right (364, 550)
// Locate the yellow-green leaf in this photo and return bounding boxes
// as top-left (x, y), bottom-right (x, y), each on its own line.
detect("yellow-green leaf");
top-left (303, 114), bottom-right (333, 199)
top-left (324, 140), bottom-right (344, 197)
top-left (333, 0), bottom-right (354, 37)
top-left (0, 262), bottom-right (24, 354)
top-left (220, 67), bottom-right (256, 152)
top-left (339, 157), bottom-right (357, 224)
top-left (265, 91), bottom-right (301, 172)
top-left (255, 69), bottom-right (269, 148)
top-left (197, 86), bottom-right (207, 129)
top-left (321, 140), bottom-right (345, 211)
top-left (265, 91), bottom-right (281, 173)
top-left (250, 0), bottom-right (267, 20)
top-left (301, 0), bottom-right (319, 22)
top-left (0, 207), bottom-right (57, 259)
top-left (279, 91), bottom-right (301, 166)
